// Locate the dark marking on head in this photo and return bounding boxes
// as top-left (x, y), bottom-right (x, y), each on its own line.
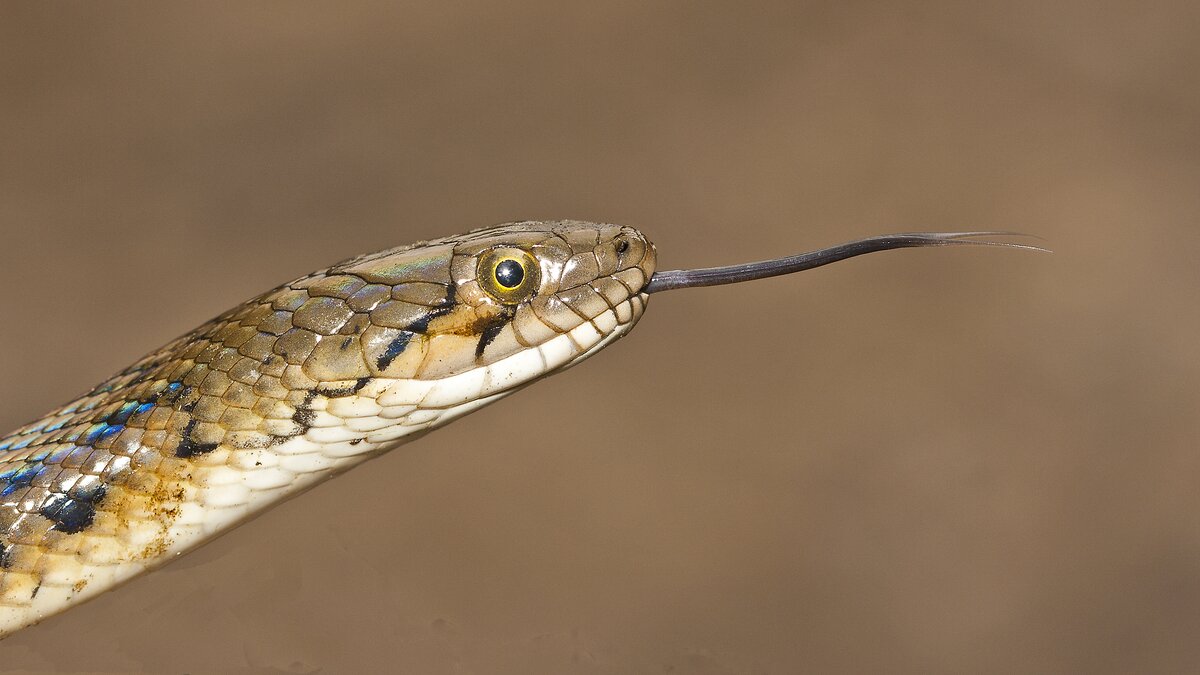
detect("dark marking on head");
top-left (407, 284), bottom-right (458, 333)
top-left (376, 286), bottom-right (459, 371)
top-left (475, 307), bottom-right (516, 359)
top-left (40, 485), bottom-right (108, 534)
top-left (376, 331), bottom-right (416, 371)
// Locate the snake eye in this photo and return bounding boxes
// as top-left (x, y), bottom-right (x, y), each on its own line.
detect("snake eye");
top-left (478, 248), bottom-right (541, 304)
top-left (494, 259), bottom-right (524, 288)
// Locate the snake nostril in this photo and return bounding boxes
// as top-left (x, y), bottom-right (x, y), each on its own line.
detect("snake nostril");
top-left (615, 240), bottom-right (630, 254)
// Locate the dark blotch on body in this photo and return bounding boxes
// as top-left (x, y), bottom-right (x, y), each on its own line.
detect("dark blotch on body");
top-left (149, 382), bottom-right (222, 458)
top-left (176, 416), bottom-right (218, 458)
top-left (176, 435), bottom-right (218, 458)
top-left (154, 382), bottom-right (191, 407)
top-left (269, 378), bottom-right (373, 448)
top-left (291, 391), bottom-right (318, 429)
top-left (40, 485), bottom-right (108, 534)
top-left (319, 377), bottom-right (371, 398)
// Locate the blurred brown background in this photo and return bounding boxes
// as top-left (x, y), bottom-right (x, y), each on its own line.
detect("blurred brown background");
top-left (1, 2), bottom-right (1197, 673)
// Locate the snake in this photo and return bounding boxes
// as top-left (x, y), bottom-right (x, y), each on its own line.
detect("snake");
top-left (0, 220), bottom-right (1033, 637)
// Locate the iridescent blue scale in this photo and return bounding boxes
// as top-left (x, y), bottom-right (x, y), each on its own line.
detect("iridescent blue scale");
top-left (108, 401), bottom-right (140, 425)
top-left (45, 445), bottom-right (77, 465)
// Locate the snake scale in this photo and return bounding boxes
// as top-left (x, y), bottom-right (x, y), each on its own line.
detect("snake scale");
top-left (0, 220), bottom-right (1030, 636)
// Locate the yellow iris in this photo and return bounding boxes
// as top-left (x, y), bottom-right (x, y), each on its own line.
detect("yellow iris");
top-left (478, 248), bottom-right (540, 304)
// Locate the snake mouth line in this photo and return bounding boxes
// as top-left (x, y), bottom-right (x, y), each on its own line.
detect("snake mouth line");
top-left (644, 232), bottom-right (1047, 293)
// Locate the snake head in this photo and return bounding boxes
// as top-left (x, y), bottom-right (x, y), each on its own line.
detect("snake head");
top-left (287, 221), bottom-right (656, 411)
top-left (438, 220), bottom-right (658, 376)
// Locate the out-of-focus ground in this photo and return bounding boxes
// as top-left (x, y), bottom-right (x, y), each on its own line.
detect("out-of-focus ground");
top-left (1, 2), bottom-right (1197, 673)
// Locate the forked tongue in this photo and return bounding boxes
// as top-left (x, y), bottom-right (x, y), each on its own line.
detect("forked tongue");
top-left (644, 232), bottom-right (1045, 293)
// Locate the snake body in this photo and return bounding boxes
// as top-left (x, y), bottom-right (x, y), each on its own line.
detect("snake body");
top-left (0, 221), bottom-right (654, 636)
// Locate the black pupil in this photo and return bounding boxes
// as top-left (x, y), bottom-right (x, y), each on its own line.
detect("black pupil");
top-left (495, 259), bottom-right (525, 288)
